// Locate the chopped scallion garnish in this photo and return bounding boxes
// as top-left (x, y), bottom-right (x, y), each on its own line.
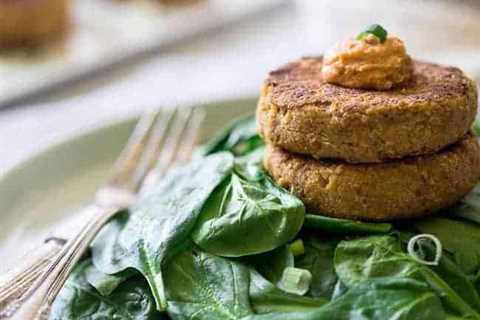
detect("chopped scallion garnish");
top-left (278, 267), bottom-right (312, 296)
top-left (407, 234), bottom-right (443, 266)
top-left (289, 239), bottom-right (305, 257)
top-left (357, 24), bottom-right (388, 43)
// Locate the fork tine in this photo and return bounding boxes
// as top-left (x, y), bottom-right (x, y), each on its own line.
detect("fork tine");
top-left (140, 107), bottom-right (198, 192)
top-left (108, 111), bottom-right (161, 189)
top-left (175, 108), bottom-right (205, 164)
top-left (130, 108), bottom-right (176, 190)
top-left (154, 107), bottom-right (194, 176)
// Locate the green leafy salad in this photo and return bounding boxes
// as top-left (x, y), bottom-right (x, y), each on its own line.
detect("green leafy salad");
top-left (50, 114), bottom-right (480, 320)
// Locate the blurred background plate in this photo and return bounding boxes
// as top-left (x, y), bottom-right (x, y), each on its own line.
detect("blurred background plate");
top-left (0, 97), bottom-right (255, 273)
top-left (0, 0), bottom-right (287, 108)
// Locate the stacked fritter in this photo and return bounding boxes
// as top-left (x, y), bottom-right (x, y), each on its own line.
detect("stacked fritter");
top-left (0, 0), bottom-right (69, 48)
top-left (257, 57), bottom-right (480, 221)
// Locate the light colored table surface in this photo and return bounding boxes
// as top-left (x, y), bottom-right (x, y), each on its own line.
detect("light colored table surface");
top-left (1, 0), bottom-right (479, 176)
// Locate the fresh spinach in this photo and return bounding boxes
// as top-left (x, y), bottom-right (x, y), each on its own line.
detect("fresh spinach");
top-left (163, 248), bottom-right (325, 319)
top-left (91, 152), bottom-right (234, 311)
top-left (413, 240), bottom-right (480, 313)
top-left (475, 271), bottom-right (480, 294)
top-left (191, 151), bottom-right (305, 257)
top-left (415, 218), bottom-right (480, 275)
top-left (49, 260), bottom-right (165, 320)
top-left (304, 214), bottom-right (392, 234)
top-left (232, 147), bottom-right (265, 181)
top-left (243, 278), bottom-right (446, 320)
top-left (310, 278), bottom-right (446, 320)
top-left (163, 250), bottom-right (253, 320)
top-left (197, 114), bottom-right (262, 156)
top-left (249, 269), bottom-right (326, 314)
top-left (334, 235), bottom-right (480, 319)
top-left (85, 264), bottom-right (136, 297)
top-left (295, 235), bottom-right (338, 299)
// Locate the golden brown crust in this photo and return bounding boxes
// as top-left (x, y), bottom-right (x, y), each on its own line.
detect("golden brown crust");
top-left (264, 134), bottom-right (480, 221)
top-left (0, 0), bottom-right (69, 48)
top-left (258, 57), bottom-right (478, 163)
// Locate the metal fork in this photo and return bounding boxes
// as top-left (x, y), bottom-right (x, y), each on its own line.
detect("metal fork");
top-left (0, 106), bottom-right (204, 320)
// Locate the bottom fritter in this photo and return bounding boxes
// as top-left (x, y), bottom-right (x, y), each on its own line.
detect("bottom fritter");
top-left (264, 134), bottom-right (480, 221)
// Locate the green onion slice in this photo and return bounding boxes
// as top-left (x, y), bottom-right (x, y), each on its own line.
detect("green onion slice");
top-left (289, 239), bottom-right (305, 257)
top-left (278, 267), bottom-right (312, 296)
top-left (357, 24), bottom-right (388, 43)
top-left (407, 234), bottom-right (443, 266)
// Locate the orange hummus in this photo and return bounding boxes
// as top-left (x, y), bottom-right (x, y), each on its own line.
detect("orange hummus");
top-left (322, 34), bottom-right (413, 90)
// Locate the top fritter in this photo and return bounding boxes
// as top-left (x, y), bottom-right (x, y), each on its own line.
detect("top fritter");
top-left (257, 57), bottom-right (477, 163)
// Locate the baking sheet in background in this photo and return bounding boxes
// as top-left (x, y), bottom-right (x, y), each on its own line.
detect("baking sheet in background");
top-left (0, 0), bottom-right (288, 109)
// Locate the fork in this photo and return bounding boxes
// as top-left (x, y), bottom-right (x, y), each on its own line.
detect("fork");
top-left (0, 106), bottom-right (204, 320)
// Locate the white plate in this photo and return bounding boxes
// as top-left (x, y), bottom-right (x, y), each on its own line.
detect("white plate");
top-left (0, 0), bottom-right (287, 108)
top-left (0, 97), bottom-right (256, 273)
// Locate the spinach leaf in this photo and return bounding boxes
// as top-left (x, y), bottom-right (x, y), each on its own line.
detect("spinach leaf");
top-left (304, 214), bottom-right (392, 234)
top-left (295, 235), bottom-right (338, 299)
top-left (232, 147), bottom-right (265, 181)
top-left (475, 271), bottom-right (480, 294)
top-left (451, 184), bottom-right (480, 225)
top-left (243, 278), bottom-right (445, 320)
top-left (249, 269), bottom-right (326, 314)
top-left (163, 250), bottom-right (253, 320)
top-left (334, 235), bottom-right (480, 319)
top-left (248, 245), bottom-right (294, 286)
top-left (163, 248), bottom-right (324, 319)
top-left (308, 278), bottom-right (446, 320)
top-left (197, 114), bottom-right (262, 156)
top-left (50, 260), bottom-right (165, 320)
top-left (192, 152), bottom-right (305, 257)
top-left (415, 218), bottom-right (480, 275)
top-left (85, 264), bottom-right (136, 297)
top-left (91, 152), bottom-right (234, 311)
top-left (420, 243), bottom-right (480, 313)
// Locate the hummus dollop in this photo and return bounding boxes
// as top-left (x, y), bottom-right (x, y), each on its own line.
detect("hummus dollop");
top-left (322, 34), bottom-right (413, 90)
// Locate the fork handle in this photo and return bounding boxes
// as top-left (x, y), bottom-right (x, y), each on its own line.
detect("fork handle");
top-left (7, 205), bottom-right (120, 320)
top-left (0, 240), bottom-right (63, 317)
